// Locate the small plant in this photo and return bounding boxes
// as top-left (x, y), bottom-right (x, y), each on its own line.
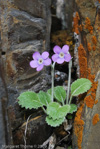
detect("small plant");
top-left (18, 45), bottom-right (92, 127)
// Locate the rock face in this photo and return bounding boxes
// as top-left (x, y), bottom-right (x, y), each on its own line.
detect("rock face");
top-left (51, 0), bottom-right (74, 31)
top-left (12, 111), bottom-right (52, 147)
top-left (0, 78), bottom-right (6, 147)
top-left (73, 0), bottom-right (100, 149)
top-left (0, 0), bottom-right (51, 146)
top-left (1, 0), bottom-right (51, 105)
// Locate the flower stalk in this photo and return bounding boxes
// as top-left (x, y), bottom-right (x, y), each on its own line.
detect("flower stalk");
top-left (42, 107), bottom-right (47, 114)
top-left (66, 59), bottom-right (72, 104)
top-left (51, 62), bottom-right (55, 102)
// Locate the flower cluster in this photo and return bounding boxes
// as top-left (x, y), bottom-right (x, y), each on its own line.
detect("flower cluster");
top-left (30, 45), bottom-right (71, 71)
top-left (30, 51), bottom-right (51, 71)
top-left (18, 44), bottom-right (92, 128)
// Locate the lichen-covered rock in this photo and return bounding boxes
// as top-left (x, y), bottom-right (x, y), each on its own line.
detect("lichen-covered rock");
top-left (73, 0), bottom-right (100, 149)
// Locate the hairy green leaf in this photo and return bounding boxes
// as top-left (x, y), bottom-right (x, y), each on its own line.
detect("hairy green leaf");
top-left (54, 86), bottom-right (66, 103)
top-left (71, 78), bottom-right (92, 97)
top-left (47, 88), bottom-right (52, 98)
top-left (37, 91), bottom-right (51, 106)
top-left (57, 105), bottom-right (71, 118)
top-left (18, 91), bottom-right (42, 109)
top-left (47, 88), bottom-right (52, 94)
top-left (47, 102), bottom-right (60, 119)
top-left (47, 102), bottom-right (70, 120)
top-left (47, 86), bottom-right (66, 104)
top-left (46, 116), bottom-right (65, 127)
top-left (69, 104), bottom-right (77, 114)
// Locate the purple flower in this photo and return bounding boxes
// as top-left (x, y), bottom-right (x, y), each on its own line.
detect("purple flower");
top-left (52, 45), bottom-right (71, 64)
top-left (30, 51), bottom-right (51, 71)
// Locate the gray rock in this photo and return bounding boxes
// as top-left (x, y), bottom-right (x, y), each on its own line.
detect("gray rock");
top-left (0, 0), bottom-right (51, 105)
top-left (0, 78), bottom-right (6, 148)
top-left (0, 0), bottom-right (51, 146)
top-left (13, 114), bottom-right (52, 146)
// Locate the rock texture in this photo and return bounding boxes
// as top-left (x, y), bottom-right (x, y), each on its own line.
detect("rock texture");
top-left (73, 0), bottom-right (100, 149)
top-left (51, 0), bottom-right (74, 31)
top-left (13, 111), bottom-right (52, 146)
top-left (0, 0), bottom-right (51, 146)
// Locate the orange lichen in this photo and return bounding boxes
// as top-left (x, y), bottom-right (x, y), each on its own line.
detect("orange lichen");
top-left (78, 44), bottom-right (88, 78)
top-left (95, 99), bottom-right (98, 104)
top-left (97, 27), bottom-right (100, 30)
top-left (78, 44), bottom-right (98, 108)
top-left (85, 68), bottom-right (98, 108)
top-left (84, 17), bottom-right (93, 34)
top-left (84, 95), bottom-right (95, 108)
top-left (79, 24), bottom-right (82, 32)
top-left (98, 0), bottom-right (100, 3)
top-left (90, 30), bottom-right (93, 34)
top-left (87, 43), bottom-right (92, 51)
top-left (87, 68), bottom-right (95, 82)
top-left (93, 45), bottom-right (96, 51)
top-left (92, 114), bottom-right (100, 125)
top-left (73, 12), bottom-right (80, 34)
top-left (92, 36), bottom-right (97, 45)
top-left (74, 103), bottom-right (84, 149)
top-left (88, 82), bottom-right (98, 93)
top-left (91, 92), bottom-right (96, 99)
top-left (75, 41), bottom-right (98, 148)
top-left (75, 27), bottom-right (79, 34)
top-left (87, 68), bottom-right (91, 74)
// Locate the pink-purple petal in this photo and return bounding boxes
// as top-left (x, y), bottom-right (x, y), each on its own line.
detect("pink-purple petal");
top-left (42, 51), bottom-right (49, 59)
top-left (36, 64), bottom-right (44, 71)
top-left (53, 45), bottom-right (61, 54)
top-left (57, 58), bottom-right (64, 64)
top-left (44, 58), bottom-right (51, 66)
top-left (65, 54), bottom-right (71, 62)
top-left (62, 45), bottom-right (69, 54)
top-left (32, 52), bottom-right (41, 60)
top-left (52, 54), bottom-right (59, 62)
top-left (30, 60), bottom-right (38, 68)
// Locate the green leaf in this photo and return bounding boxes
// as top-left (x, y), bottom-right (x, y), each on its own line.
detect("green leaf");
top-left (54, 86), bottom-right (66, 103)
top-left (47, 88), bottom-right (52, 95)
top-left (18, 91), bottom-right (42, 109)
top-left (47, 88), bottom-right (52, 98)
top-left (71, 78), bottom-right (92, 97)
top-left (46, 116), bottom-right (65, 127)
top-left (37, 91), bottom-right (51, 106)
top-left (47, 102), bottom-right (60, 120)
top-left (47, 86), bottom-right (66, 104)
top-left (57, 105), bottom-right (71, 118)
top-left (69, 104), bottom-right (77, 114)
top-left (47, 102), bottom-right (70, 120)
